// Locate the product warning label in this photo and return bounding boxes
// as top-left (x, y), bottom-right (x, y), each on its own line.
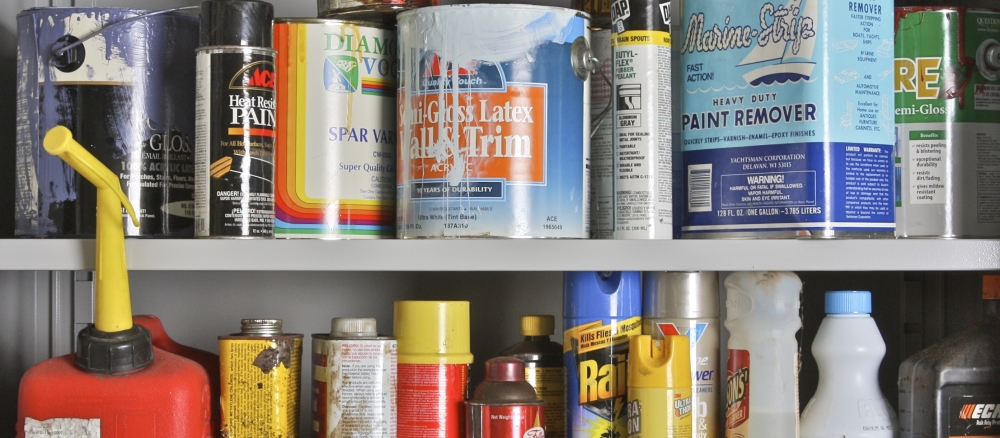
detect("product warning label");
top-left (25, 418), bottom-right (100, 438)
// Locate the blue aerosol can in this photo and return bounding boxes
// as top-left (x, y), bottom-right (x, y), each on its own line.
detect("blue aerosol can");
top-left (564, 271), bottom-right (642, 438)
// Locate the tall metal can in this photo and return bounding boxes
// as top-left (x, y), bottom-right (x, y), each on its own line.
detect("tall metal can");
top-left (643, 272), bottom-right (719, 438)
top-left (15, 8), bottom-right (198, 237)
top-left (679, 0), bottom-right (896, 238)
top-left (627, 335), bottom-right (693, 437)
top-left (894, 7), bottom-right (1000, 238)
top-left (611, 0), bottom-right (674, 239)
top-left (564, 271), bottom-right (642, 438)
top-left (394, 301), bottom-right (473, 438)
top-left (396, 5), bottom-right (591, 239)
top-left (219, 319), bottom-right (303, 438)
top-left (467, 357), bottom-right (547, 438)
top-left (195, 0), bottom-right (277, 238)
top-left (312, 317), bottom-right (397, 437)
top-left (273, 19), bottom-right (397, 238)
top-left (590, 28), bottom-right (615, 239)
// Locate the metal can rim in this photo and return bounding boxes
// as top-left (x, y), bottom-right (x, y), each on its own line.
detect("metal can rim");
top-left (274, 16), bottom-right (395, 30)
top-left (397, 3), bottom-right (590, 22)
top-left (196, 46), bottom-right (277, 55)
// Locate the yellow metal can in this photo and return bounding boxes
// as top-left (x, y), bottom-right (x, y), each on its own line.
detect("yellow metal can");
top-left (627, 334), bottom-right (693, 438)
top-left (220, 319), bottom-right (303, 438)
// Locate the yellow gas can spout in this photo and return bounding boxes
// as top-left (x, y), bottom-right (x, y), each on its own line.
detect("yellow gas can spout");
top-left (44, 126), bottom-right (139, 333)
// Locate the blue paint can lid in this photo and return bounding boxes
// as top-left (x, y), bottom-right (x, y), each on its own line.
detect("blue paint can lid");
top-left (563, 271), bottom-right (642, 319)
top-left (825, 290), bottom-right (872, 314)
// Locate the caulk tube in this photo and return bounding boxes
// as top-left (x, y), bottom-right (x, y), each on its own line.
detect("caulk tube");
top-left (395, 301), bottom-right (473, 438)
top-left (627, 334), bottom-right (693, 437)
top-left (611, 0), bottom-right (673, 239)
top-left (564, 272), bottom-right (642, 438)
top-left (643, 272), bottom-right (720, 438)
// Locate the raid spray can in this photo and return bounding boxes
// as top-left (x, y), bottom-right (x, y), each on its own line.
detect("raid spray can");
top-left (394, 301), bottom-right (473, 438)
top-left (194, 0), bottom-right (277, 238)
top-left (501, 315), bottom-right (566, 438)
top-left (312, 317), bottom-right (397, 437)
top-left (219, 319), bottom-right (303, 438)
top-left (627, 335), bottom-right (693, 437)
top-left (564, 271), bottom-right (642, 438)
top-left (467, 357), bottom-right (547, 438)
top-left (610, 0), bottom-right (673, 239)
top-left (643, 272), bottom-right (720, 438)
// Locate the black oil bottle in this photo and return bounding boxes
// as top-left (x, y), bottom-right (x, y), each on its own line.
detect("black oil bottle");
top-left (899, 275), bottom-right (1000, 437)
top-left (500, 315), bottom-right (565, 438)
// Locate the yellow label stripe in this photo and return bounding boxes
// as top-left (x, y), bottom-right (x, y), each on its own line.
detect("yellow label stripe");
top-left (613, 30), bottom-right (672, 47)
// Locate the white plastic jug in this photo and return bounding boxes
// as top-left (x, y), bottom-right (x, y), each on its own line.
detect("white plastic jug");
top-left (724, 271), bottom-right (802, 438)
top-left (801, 290), bottom-right (896, 438)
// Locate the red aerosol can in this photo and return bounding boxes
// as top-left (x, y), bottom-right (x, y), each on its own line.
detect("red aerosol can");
top-left (467, 357), bottom-right (547, 438)
top-left (16, 127), bottom-right (211, 438)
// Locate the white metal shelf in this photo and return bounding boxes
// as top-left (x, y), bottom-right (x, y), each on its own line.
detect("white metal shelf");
top-left (0, 238), bottom-right (996, 271)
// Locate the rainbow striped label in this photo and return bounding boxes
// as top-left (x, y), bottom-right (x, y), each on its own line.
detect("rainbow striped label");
top-left (274, 20), bottom-right (397, 238)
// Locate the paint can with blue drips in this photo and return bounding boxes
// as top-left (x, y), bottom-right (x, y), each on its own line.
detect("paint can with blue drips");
top-left (15, 8), bottom-right (199, 237)
top-left (678, 0), bottom-right (896, 238)
top-left (563, 271), bottom-right (642, 438)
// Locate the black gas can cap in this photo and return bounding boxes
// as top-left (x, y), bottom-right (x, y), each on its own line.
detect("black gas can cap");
top-left (75, 324), bottom-right (154, 374)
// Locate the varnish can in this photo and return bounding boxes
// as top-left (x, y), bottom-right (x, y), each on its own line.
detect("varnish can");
top-left (194, 0), bottom-right (277, 238)
top-left (312, 317), bottom-right (397, 437)
top-left (15, 8), bottom-right (198, 237)
top-left (396, 5), bottom-right (592, 238)
top-left (590, 28), bottom-right (615, 239)
top-left (394, 300), bottom-right (473, 438)
top-left (467, 357), bottom-right (547, 438)
top-left (894, 7), bottom-right (1000, 238)
top-left (273, 19), bottom-right (397, 239)
top-left (679, 0), bottom-right (896, 238)
top-left (219, 318), bottom-right (303, 438)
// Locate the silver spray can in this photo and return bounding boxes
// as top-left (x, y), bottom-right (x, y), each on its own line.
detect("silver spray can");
top-left (642, 271), bottom-right (719, 438)
top-left (590, 28), bottom-right (615, 239)
top-left (312, 317), bottom-right (397, 437)
top-left (611, 0), bottom-right (673, 239)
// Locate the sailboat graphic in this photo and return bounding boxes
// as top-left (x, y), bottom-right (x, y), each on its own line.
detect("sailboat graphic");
top-left (738, 0), bottom-right (817, 86)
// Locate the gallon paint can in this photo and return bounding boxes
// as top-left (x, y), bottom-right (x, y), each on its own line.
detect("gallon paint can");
top-left (15, 8), bottom-right (198, 237)
top-left (274, 19), bottom-right (397, 239)
top-left (611, 0), bottom-right (673, 239)
top-left (679, 0), bottom-right (896, 239)
top-left (564, 271), bottom-right (642, 438)
top-left (396, 5), bottom-right (591, 239)
top-left (394, 300), bottom-right (473, 438)
top-left (194, 0), bottom-right (277, 238)
top-left (312, 317), bottom-right (397, 437)
top-left (590, 28), bottom-right (615, 239)
top-left (466, 357), bottom-right (547, 438)
top-left (895, 7), bottom-right (1000, 238)
top-left (219, 319), bottom-right (303, 438)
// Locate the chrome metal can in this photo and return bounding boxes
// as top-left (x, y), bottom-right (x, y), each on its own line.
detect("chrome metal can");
top-left (273, 18), bottom-right (397, 239)
top-left (317, 0), bottom-right (434, 24)
top-left (397, 4), bottom-right (592, 238)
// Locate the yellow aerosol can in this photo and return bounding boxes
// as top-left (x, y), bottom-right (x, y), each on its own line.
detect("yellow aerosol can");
top-left (627, 335), bottom-right (693, 438)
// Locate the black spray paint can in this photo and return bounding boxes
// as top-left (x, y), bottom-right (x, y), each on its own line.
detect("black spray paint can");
top-left (15, 8), bottom-right (198, 237)
top-left (194, 0), bottom-right (276, 238)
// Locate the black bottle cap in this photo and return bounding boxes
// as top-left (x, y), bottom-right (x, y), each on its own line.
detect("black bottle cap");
top-left (75, 324), bottom-right (154, 374)
top-left (200, 0), bottom-right (274, 47)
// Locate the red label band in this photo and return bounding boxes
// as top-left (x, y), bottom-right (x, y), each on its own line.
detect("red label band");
top-left (398, 363), bottom-right (468, 438)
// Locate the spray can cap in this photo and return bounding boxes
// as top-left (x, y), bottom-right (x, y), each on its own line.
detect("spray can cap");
top-left (331, 317), bottom-right (377, 337)
top-left (199, 0), bottom-right (274, 47)
top-left (394, 301), bottom-right (473, 365)
top-left (825, 291), bottom-right (872, 314)
top-left (628, 334), bottom-right (691, 389)
top-left (485, 357), bottom-right (526, 382)
top-left (520, 315), bottom-right (555, 336)
top-left (643, 272), bottom-right (719, 319)
top-left (563, 271), bottom-right (642, 319)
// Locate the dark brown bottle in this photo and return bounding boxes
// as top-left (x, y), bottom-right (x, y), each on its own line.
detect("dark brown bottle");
top-left (898, 275), bottom-right (1000, 437)
top-left (500, 315), bottom-right (565, 438)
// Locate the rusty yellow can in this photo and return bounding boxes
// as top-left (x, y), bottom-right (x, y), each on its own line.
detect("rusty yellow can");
top-left (219, 318), bottom-right (303, 438)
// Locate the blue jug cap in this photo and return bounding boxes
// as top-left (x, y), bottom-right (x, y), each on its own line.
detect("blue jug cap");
top-left (825, 290), bottom-right (872, 314)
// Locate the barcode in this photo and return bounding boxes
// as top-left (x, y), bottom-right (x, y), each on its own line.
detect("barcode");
top-left (688, 164), bottom-right (712, 212)
top-left (196, 218), bottom-right (206, 233)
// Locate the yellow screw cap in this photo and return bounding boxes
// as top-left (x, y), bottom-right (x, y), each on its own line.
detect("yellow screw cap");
top-left (394, 301), bottom-right (473, 365)
top-left (628, 334), bottom-right (691, 389)
top-left (521, 315), bottom-right (555, 336)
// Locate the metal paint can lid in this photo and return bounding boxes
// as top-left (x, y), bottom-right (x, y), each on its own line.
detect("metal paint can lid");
top-left (520, 315), bottom-right (554, 337)
top-left (331, 317), bottom-right (377, 337)
top-left (393, 301), bottom-right (473, 365)
top-left (199, 0), bottom-right (274, 47)
top-left (240, 318), bottom-right (283, 336)
top-left (642, 272), bottom-right (720, 319)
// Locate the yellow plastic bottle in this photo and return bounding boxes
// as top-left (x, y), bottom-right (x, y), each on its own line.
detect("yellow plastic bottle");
top-left (627, 334), bottom-right (693, 438)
